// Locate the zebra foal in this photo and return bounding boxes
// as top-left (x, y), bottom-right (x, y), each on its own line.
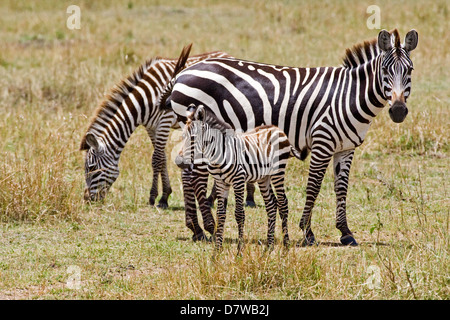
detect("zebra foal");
top-left (178, 104), bottom-right (302, 252)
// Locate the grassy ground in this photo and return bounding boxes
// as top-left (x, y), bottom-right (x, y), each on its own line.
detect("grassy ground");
top-left (0, 0), bottom-right (448, 299)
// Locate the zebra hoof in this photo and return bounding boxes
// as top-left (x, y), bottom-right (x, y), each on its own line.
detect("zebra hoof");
top-left (157, 201), bottom-right (169, 209)
top-left (192, 233), bottom-right (209, 242)
top-left (299, 235), bottom-right (317, 247)
top-left (245, 200), bottom-right (256, 208)
top-left (340, 234), bottom-right (358, 246)
top-left (149, 198), bottom-right (156, 206)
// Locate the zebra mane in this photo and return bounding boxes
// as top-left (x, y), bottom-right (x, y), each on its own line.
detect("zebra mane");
top-left (341, 29), bottom-right (400, 69)
top-left (187, 105), bottom-right (232, 135)
top-left (80, 57), bottom-right (162, 150)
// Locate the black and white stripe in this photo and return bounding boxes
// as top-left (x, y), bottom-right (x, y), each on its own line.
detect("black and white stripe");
top-left (165, 29), bottom-right (418, 245)
top-left (179, 104), bottom-right (302, 251)
top-left (80, 48), bottom-right (231, 207)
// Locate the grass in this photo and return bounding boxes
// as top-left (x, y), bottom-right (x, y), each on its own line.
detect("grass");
top-left (0, 0), bottom-right (448, 299)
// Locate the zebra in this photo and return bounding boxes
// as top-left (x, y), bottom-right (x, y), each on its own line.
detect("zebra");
top-left (178, 104), bottom-right (303, 252)
top-left (163, 29), bottom-right (418, 245)
top-left (80, 45), bottom-right (232, 208)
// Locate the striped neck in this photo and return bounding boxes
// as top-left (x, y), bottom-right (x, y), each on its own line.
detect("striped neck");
top-left (354, 54), bottom-right (387, 118)
top-left (80, 58), bottom-right (162, 151)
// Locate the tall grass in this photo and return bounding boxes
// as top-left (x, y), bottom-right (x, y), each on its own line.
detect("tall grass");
top-left (0, 106), bottom-right (82, 222)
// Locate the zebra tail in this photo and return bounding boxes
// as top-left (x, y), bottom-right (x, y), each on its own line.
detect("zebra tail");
top-left (290, 146), bottom-right (309, 161)
top-left (158, 43), bottom-right (193, 111)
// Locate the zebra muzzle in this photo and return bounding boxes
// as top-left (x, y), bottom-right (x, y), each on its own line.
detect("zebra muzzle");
top-left (84, 187), bottom-right (107, 202)
top-left (175, 155), bottom-right (192, 170)
top-left (389, 101), bottom-right (408, 123)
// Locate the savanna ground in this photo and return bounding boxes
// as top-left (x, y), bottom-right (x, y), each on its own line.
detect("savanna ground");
top-left (0, 0), bottom-right (448, 300)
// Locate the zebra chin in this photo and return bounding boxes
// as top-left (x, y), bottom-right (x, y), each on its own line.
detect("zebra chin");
top-left (388, 101), bottom-right (408, 123)
top-left (175, 155), bottom-right (193, 171)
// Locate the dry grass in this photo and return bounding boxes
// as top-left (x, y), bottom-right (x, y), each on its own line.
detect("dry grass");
top-left (0, 0), bottom-right (448, 300)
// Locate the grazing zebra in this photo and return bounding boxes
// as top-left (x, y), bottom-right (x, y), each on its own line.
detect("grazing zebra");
top-left (163, 29), bottom-right (418, 245)
top-left (178, 104), bottom-right (303, 251)
top-left (80, 45), bottom-right (231, 207)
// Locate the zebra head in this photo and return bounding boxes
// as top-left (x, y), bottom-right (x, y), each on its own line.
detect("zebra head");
top-left (176, 104), bottom-right (232, 169)
top-left (82, 133), bottom-right (120, 201)
top-left (378, 29), bottom-right (418, 123)
top-left (176, 104), bottom-right (208, 170)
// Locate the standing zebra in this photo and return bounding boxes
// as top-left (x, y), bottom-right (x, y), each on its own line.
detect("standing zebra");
top-left (80, 45), bottom-right (231, 208)
top-left (164, 29), bottom-right (418, 245)
top-left (178, 104), bottom-right (303, 252)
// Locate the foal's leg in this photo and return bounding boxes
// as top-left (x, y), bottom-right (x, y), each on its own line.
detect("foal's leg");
top-left (181, 168), bottom-right (206, 241)
top-left (208, 181), bottom-right (255, 208)
top-left (271, 173), bottom-right (290, 247)
top-left (232, 177), bottom-right (246, 254)
top-left (257, 177), bottom-right (278, 249)
top-left (192, 165), bottom-right (216, 237)
top-left (214, 182), bottom-right (230, 251)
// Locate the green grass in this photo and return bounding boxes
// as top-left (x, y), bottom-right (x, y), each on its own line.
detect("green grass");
top-left (0, 0), bottom-right (448, 299)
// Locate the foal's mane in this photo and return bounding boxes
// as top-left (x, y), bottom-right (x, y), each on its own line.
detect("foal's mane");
top-left (203, 109), bottom-right (233, 134)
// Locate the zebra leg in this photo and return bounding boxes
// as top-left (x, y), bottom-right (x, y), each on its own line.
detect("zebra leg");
top-left (271, 174), bottom-right (290, 247)
top-left (152, 121), bottom-right (173, 209)
top-left (333, 150), bottom-right (358, 246)
top-left (215, 182), bottom-right (230, 251)
top-left (232, 177), bottom-right (246, 254)
top-left (208, 181), bottom-right (254, 209)
top-left (181, 168), bottom-right (207, 241)
top-left (206, 180), bottom-right (217, 208)
top-left (147, 129), bottom-right (160, 207)
top-left (299, 150), bottom-right (333, 246)
top-left (245, 182), bottom-right (256, 208)
top-left (157, 151), bottom-right (172, 209)
top-left (192, 165), bottom-right (216, 238)
top-left (258, 177), bottom-right (278, 249)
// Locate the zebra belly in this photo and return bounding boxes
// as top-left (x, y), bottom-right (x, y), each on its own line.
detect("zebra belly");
top-left (208, 163), bottom-right (283, 187)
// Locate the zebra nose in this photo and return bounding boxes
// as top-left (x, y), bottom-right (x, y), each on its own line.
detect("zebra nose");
top-left (389, 101), bottom-right (408, 123)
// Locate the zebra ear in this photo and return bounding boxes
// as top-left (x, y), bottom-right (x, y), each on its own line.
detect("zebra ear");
top-left (378, 29), bottom-right (392, 52)
top-left (194, 105), bottom-right (206, 123)
top-left (404, 29), bottom-right (418, 52)
top-left (85, 133), bottom-right (102, 152)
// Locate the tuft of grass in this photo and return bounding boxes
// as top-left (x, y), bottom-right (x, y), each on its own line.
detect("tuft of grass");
top-left (0, 112), bottom-right (83, 222)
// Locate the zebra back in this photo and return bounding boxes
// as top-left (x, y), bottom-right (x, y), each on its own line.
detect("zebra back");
top-left (80, 48), bottom-right (231, 150)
